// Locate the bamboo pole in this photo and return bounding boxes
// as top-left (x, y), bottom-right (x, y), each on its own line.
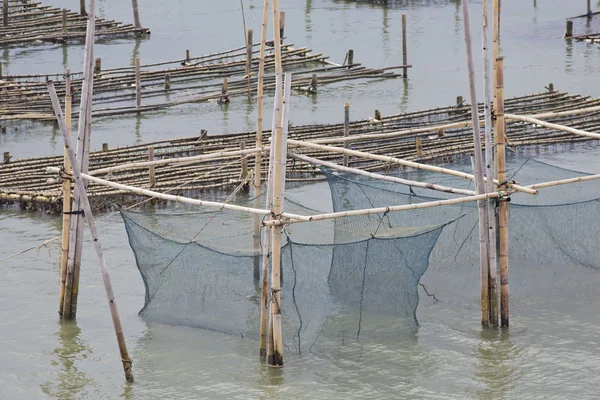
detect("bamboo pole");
top-left (80, 0), bottom-right (86, 16)
top-left (286, 139), bottom-right (538, 195)
top-left (495, 56), bottom-right (509, 328)
top-left (264, 190), bottom-right (510, 227)
top-left (246, 29), bottom-right (253, 98)
top-left (64, 0), bottom-right (96, 320)
top-left (135, 57), bottom-right (141, 112)
top-left (3, 0), bottom-right (8, 27)
top-left (240, 141), bottom-right (248, 182)
top-left (462, 0), bottom-right (491, 327)
top-left (268, 0), bottom-right (284, 367)
top-left (402, 14), bottom-right (408, 78)
top-left (148, 146), bottom-right (155, 186)
top-left (132, 0), bottom-right (141, 28)
top-left (482, 0), bottom-right (498, 327)
top-left (48, 81), bottom-right (134, 382)
top-left (259, 73), bottom-right (280, 360)
top-left (343, 103), bottom-right (350, 167)
top-left (253, 0), bottom-right (269, 290)
top-left (290, 153), bottom-right (477, 196)
top-left (505, 113), bottom-right (600, 139)
top-left (62, 9), bottom-right (67, 34)
top-left (527, 173), bottom-right (600, 189)
top-left (89, 147), bottom-right (266, 176)
top-left (58, 69), bottom-right (72, 318)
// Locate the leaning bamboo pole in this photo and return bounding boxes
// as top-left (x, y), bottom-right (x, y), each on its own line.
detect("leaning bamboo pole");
top-left (268, 0), bottom-right (284, 367)
top-left (63, 0), bottom-right (96, 320)
top-left (286, 139), bottom-right (538, 195)
top-left (527, 173), bottom-right (600, 189)
top-left (58, 69), bottom-right (72, 318)
top-left (495, 56), bottom-right (509, 328)
top-left (462, 0), bottom-right (491, 327)
top-left (482, 0), bottom-right (499, 327)
top-left (48, 81), bottom-right (134, 383)
top-left (290, 153), bottom-right (477, 196)
top-left (505, 113), bottom-right (600, 139)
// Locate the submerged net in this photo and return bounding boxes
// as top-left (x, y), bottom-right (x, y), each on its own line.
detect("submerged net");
top-left (122, 149), bottom-right (600, 353)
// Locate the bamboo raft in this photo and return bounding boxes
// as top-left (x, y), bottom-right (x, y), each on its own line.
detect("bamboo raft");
top-left (0, 0), bottom-right (148, 47)
top-left (0, 43), bottom-right (402, 122)
top-left (2, 90), bottom-right (599, 213)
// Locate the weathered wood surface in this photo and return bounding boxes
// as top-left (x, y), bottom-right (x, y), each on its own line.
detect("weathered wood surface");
top-left (0, 0), bottom-right (148, 47)
top-left (1, 90), bottom-right (600, 213)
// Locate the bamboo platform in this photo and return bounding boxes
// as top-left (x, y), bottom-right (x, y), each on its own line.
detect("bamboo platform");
top-left (0, 0), bottom-right (148, 47)
top-left (0, 43), bottom-right (401, 122)
top-left (2, 90), bottom-right (599, 213)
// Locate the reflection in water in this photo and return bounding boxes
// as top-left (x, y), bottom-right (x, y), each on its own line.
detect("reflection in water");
top-left (258, 365), bottom-right (285, 400)
top-left (131, 37), bottom-right (142, 67)
top-left (135, 114), bottom-right (142, 143)
top-left (565, 39), bottom-right (573, 74)
top-left (40, 321), bottom-right (94, 399)
top-left (475, 329), bottom-right (521, 400)
top-left (382, 7), bottom-right (390, 50)
top-left (50, 122), bottom-right (58, 149)
top-left (62, 44), bottom-right (68, 70)
top-left (305, 0), bottom-right (312, 42)
top-left (398, 78), bottom-right (410, 112)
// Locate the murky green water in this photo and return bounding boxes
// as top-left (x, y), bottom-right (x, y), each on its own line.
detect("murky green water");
top-left (2, 0), bottom-right (600, 398)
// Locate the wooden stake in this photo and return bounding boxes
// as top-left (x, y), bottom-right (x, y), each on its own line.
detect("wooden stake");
top-left (59, 70), bottom-right (72, 318)
top-left (3, 0), bottom-right (8, 27)
top-left (463, 0), bottom-right (491, 327)
top-left (268, 0), bottom-right (284, 367)
top-left (402, 14), bottom-right (408, 78)
top-left (94, 58), bottom-right (102, 76)
top-left (256, 0), bottom-right (270, 356)
top-left (135, 57), bottom-right (141, 112)
top-left (279, 11), bottom-right (285, 43)
top-left (246, 29), bottom-right (253, 98)
top-left (80, 0), bottom-right (86, 16)
top-left (343, 103), bottom-right (350, 166)
top-left (164, 74), bottom-right (171, 90)
top-left (347, 49), bottom-right (354, 68)
top-left (64, 0), bottom-right (97, 320)
top-left (48, 81), bottom-right (134, 383)
top-left (102, 143), bottom-right (109, 152)
top-left (415, 136), bottom-right (423, 158)
top-left (495, 56), bottom-right (509, 328)
top-left (62, 9), bottom-right (67, 34)
top-left (587, 0), bottom-right (592, 18)
top-left (132, 0), bottom-right (141, 28)
top-left (2, 152), bottom-right (9, 163)
top-left (565, 20), bottom-right (573, 38)
top-left (482, 0), bottom-right (498, 327)
top-left (219, 78), bottom-right (230, 104)
top-left (185, 49), bottom-right (190, 61)
top-left (148, 146), bottom-right (155, 187)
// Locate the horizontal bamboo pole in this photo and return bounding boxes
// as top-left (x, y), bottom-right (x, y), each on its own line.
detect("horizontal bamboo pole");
top-left (47, 167), bottom-right (272, 217)
top-left (506, 113), bottom-right (600, 140)
top-left (287, 139), bottom-right (538, 195)
top-left (263, 190), bottom-right (510, 226)
top-left (88, 147), bottom-right (268, 176)
top-left (527, 173), bottom-right (600, 190)
top-left (289, 152), bottom-right (477, 196)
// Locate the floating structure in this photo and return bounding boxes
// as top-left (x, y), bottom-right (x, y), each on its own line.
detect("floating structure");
top-left (0, 42), bottom-right (403, 123)
top-left (0, 0), bottom-right (148, 47)
top-left (1, 89), bottom-right (600, 213)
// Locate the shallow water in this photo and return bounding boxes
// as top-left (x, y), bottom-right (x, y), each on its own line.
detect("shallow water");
top-left (2, 0), bottom-right (600, 399)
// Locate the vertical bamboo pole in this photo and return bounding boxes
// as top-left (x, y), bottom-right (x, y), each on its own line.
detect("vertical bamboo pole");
top-left (495, 56), bottom-right (509, 328)
top-left (148, 146), bottom-right (155, 186)
top-left (80, 0), bottom-right (86, 16)
top-left (343, 103), bottom-right (350, 167)
top-left (246, 29), bottom-right (253, 99)
top-left (3, 0), bottom-right (8, 27)
top-left (347, 49), bottom-right (354, 68)
top-left (415, 137), bottom-right (423, 158)
top-left (164, 74), bottom-right (171, 90)
top-left (268, 0), bottom-right (285, 367)
top-left (58, 70), bottom-right (72, 318)
top-left (94, 58), bottom-right (101, 75)
top-left (587, 0), bottom-right (592, 17)
top-left (279, 11), bottom-right (285, 42)
top-left (48, 82), bottom-right (134, 383)
top-left (565, 20), bottom-right (573, 38)
top-left (132, 0), bottom-right (141, 28)
top-left (135, 57), bottom-right (141, 112)
top-left (461, 0), bottom-right (491, 327)
top-left (402, 14), bottom-right (408, 78)
top-left (256, 0), bottom-right (270, 358)
top-left (240, 141), bottom-right (248, 183)
top-left (482, 0), bottom-right (498, 327)
top-left (64, 0), bottom-right (96, 320)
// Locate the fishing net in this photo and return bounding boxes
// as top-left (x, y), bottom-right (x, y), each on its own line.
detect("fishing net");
top-left (122, 149), bottom-right (600, 354)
